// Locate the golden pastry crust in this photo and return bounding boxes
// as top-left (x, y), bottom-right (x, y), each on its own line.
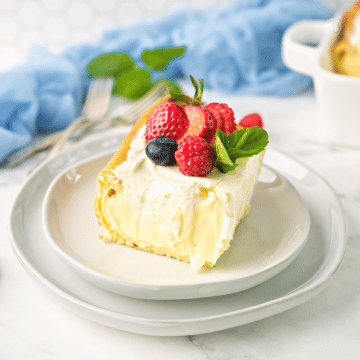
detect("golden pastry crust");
top-left (99, 95), bottom-right (172, 176)
top-left (93, 96), bottom-right (173, 239)
top-left (94, 94), bottom-right (197, 263)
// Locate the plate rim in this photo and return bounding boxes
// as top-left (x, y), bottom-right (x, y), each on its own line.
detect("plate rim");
top-left (7, 133), bottom-right (347, 335)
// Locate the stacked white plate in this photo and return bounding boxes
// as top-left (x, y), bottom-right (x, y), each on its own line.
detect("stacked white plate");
top-left (8, 127), bottom-right (346, 336)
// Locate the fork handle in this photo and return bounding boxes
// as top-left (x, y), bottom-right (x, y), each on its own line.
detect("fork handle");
top-left (4, 117), bottom-right (96, 168)
top-left (27, 115), bottom-right (90, 175)
top-left (46, 115), bottom-right (88, 159)
top-left (4, 132), bottom-right (62, 168)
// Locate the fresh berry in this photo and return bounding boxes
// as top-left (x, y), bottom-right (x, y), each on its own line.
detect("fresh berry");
top-left (167, 76), bottom-right (216, 144)
top-left (238, 113), bottom-right (264, 128)
top-left (175, 135), bottom-right (215, 177)
top-left (146, 137), bottom-right (178, 166)
top-left (204, 103), bottom-right (223, 130)
top-left (204, 102), bottom-right (236, 135)
top-left (217, 103), bottom-right (236, 134)
top-left (203, 103), bottom-right (223, 144)
top-left (144, 101), bottom-right (189, 142)
top-left (179, 105), bottom-right (216, 143)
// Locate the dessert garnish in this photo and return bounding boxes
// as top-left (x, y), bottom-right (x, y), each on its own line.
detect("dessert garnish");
top-left (203, 103), bottom-right (223, 139)
top-left (167, 76), bottom-right (216, 143)
top-left (206, 103), bottom-right (237, 135)
top-left (144, 101), bottom-right (188, 142)
top-left (175, 135), bottom-right (215, 177)
top-left (144, 75), bottom-right (268, 176)
top-left (239, 112), bottom-right (264, 128)
top-left (94, 81), bottom-right (269, 271)
top-left (145, 137), bottom-right (178, 166)
top-left (213, 127), bottom-right (268, 174)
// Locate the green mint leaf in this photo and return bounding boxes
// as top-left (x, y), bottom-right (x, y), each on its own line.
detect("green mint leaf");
top-left (141, 46), bottom-right (186, 70)
top-left (216, 128), bottom-right (229, 148)
top-left (225, 130), bottom-right (242, 149)
top-left (213, 127), bottom-right (268, 173)
top-left (87, 53), bottom-right (134, 78)
top-left (227, 148), bottom-right (243, 162)
top-left (212, 131), bottom-right (236, 173)
top-left (233, 127), bottom-right (269, 157)
top-left (216, 162), bottom-right (237, 173)
top-left (113, 67), bottom-right (152, 100)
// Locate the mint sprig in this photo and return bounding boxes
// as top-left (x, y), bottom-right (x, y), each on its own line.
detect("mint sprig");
top-left (112, 67), bottom-right (152, 100)
top-left (141, 46), bottom-right (186, 70)
top-left (86, 53), bottom-right (134, 78)
top-left (86, 46), bottom-right (186, 100)
top-left (213, 127), bottom-right (269, 174)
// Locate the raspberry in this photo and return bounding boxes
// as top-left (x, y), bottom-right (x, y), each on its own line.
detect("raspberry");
top-left (175, 135), bottom-right (215, 177)
top-left (144, 101), bottom-right (189, 142)
top-left (239, 113), bottom-right (264, 128)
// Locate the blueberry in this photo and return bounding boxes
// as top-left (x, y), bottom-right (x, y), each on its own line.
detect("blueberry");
top-left (146, 137), bottom-right (178, 166)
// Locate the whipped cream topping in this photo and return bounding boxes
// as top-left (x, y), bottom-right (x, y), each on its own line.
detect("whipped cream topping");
top-left (103, 126), bottom-right (263, 271)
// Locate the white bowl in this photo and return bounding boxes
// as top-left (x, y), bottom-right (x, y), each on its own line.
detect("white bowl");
top-left (282, 13), bottom-right (360, 148)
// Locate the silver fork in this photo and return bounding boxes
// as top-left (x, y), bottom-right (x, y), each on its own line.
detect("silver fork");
top-left (2, 78), bottom-right (113, 169)
top-left (3, 80), bottom-right (168, 168)
top-left (25, 78), bottom-right (114, 174)
top-left (42, 78), bottom-right (114, 161)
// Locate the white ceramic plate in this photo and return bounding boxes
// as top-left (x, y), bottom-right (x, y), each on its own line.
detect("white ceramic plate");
top-left (42, 152), bottom-right (310, 300)
top-left (8, 129), bottom-right (346, 336)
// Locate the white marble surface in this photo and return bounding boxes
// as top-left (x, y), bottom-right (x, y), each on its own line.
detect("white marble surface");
top-left (1, 86), bottom-right (360, 359)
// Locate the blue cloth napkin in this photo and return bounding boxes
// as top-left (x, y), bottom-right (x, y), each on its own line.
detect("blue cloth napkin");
top-left (0, 0), bottom-right (333, 163)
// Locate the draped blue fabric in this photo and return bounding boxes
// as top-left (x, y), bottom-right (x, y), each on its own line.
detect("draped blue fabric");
top-left (0, 0), bottom-right (333, 162)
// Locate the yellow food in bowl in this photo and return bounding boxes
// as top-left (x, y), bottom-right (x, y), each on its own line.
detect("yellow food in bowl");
top-left (332, 1), bottom-right (360, 76)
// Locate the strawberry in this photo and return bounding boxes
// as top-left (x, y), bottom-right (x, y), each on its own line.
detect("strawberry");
top-left (217, 103), bottom-right (236, 134)
top-left (204, 103), bottom-right (223, 130)
top-left (168, 76), bottom-right (216, 144)
top-left (180, 105), bottom-right (216, 143)
top-left (203, 103), bottom-right (223, 143)
top-left (239, 113), bottom-right (264, 128)
top-left (144, 101), bottom-right (189, 142)
top-left (204, 102), bottom-right (236, 135)
top-left (175, 135), bottom-right (215, 177)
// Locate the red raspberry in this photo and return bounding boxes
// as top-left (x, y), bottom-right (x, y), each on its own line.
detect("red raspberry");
top-left (175, 135), bottom-right (215, 177)
top-left (239, 113), bottom-right (264, 128)
top-left (144, 101), bottom-right (189, 142)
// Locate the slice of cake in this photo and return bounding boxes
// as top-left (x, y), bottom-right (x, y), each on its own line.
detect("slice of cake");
top-left (94, 77), bottom-right (268, 271)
